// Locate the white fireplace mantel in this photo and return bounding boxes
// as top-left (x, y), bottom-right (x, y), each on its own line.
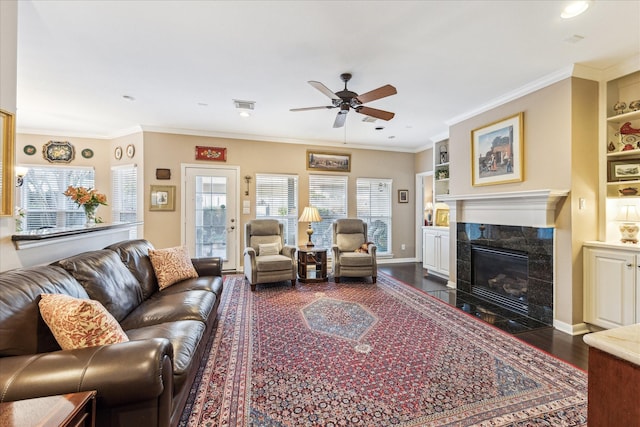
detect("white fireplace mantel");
top-left (439, 189), bottom-right (570, 228)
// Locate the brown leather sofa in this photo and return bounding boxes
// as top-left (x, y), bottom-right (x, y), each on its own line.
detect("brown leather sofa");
top-left (0, 239), bottom-right (223, 427)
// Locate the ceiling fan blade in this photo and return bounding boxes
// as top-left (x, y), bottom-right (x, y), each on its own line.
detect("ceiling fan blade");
top-left (356, 106), bottom-right (395, 121)
top-left (309, 81), bottom-right (341, 101)
top-left (333, 111), bottom-right (348, 128)
top-left (356, 84), bottom-right (397, 104)
top-left (290, 106), bottom-right (334, 112)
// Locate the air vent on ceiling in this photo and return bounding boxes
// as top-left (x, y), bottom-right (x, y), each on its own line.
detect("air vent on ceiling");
top-left (233, 99), bottom-right (255, 110)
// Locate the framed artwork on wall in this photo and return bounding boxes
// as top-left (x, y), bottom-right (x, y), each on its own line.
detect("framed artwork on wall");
top-left (471, 112), bottom-right (524, 186)
top-left (150, 185), bottom-right (175, 211)
top-left (608, 158), bottom-right (640, 182)
top-left (306, 150), bottom-right (351, 172)
top-left (398, 189), bottom-right (409, 203)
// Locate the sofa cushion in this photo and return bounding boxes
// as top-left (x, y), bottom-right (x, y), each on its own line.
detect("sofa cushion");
top-left (259, 242), bottom-right (280, 256)
top-left (39, 293), bottom-right (129, 350)
top-left (120, 290), bottom-right (216, 331)
top-left (336, 233), bottom-right (365, 252)
top-left (106, 239), bottom-right (159, 300)
top-left (256, 254), bottom-right (293, 272)
top-left (148, 246), bottom-right (199, 290)
top-left (55, 250), bottom-right (143, 322)
top-left (0, 266), bottom-right (87, 356)
top-left (126, 320), bottom-right (205, 390)
top-left (159, 275), bottom-right (224, 298)
top-left (339, 252), bottom-right (373, 267)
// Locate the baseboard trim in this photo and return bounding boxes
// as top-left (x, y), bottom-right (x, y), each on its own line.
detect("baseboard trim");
top-left (377, 257), bottom-right (418, 264)
top-left (553, 320), bottom-right (590, 336)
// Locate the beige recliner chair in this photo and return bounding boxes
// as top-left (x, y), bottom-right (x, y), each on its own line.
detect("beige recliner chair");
top-left (244, 219), bottom-right (297, 291)
top-left (331, 218), bottom-right (377, 283)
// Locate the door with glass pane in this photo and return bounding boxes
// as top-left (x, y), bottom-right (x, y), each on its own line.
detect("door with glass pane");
top-left (184, 166), bottom-right (238, 271)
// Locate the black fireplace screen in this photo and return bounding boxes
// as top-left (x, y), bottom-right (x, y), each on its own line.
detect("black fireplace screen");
top-left (471, 245), bottom-right (528, 314)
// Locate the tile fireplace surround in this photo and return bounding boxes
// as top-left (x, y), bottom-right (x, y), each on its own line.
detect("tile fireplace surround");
top-left (441, 190), bottom-right (569, 327)
top-left (456, 222), bottom-right (554, 325)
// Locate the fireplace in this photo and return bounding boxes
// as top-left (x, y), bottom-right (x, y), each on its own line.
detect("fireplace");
top-left (457, 223), bottom-right (554, 325)
top-left (471, 245), bottom-right (528, 315)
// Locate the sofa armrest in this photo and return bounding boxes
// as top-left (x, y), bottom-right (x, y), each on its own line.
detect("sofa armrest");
top-left (192, 257), bottom-right (222, 277)
top-left (0, 338), bottom-right (173, 406)
top-left (282, 245), bottom-right (296, 259)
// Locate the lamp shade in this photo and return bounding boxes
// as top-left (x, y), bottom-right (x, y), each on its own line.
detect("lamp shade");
top-left (616, 205), bottom-right (640, 222)
top-left (299, 206), bottom-right (322, 223)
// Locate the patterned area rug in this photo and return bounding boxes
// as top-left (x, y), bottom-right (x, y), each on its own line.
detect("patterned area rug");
top-left (180, 273), bottom-right (587, 426)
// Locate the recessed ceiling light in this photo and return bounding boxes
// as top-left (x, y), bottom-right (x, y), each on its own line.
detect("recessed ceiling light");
top-left (564, 34), bottom-right (585, 43)
top-left (388, 136), bottom-right (396, 139)
top-left (122, 95), bottom-right (135, 101)
top-left (198, 102), bottom-right (208, 107)
top-left (375, 126), bottom-right (385, 131)
top-left (561, 1), bottom-right (590, 19)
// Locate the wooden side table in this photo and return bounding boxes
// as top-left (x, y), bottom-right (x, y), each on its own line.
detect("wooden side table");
top-left (0, 390), bottom-right (96, 427)
top-left (297, 246), bottom-right (328, 283)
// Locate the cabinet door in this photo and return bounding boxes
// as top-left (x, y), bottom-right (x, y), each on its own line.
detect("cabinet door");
top-left (585, 248), bottom-right (636, 329)
top-left (423, 230), bottom-right (437, 271)
top-left (439, 232), bottom-right (450, 275)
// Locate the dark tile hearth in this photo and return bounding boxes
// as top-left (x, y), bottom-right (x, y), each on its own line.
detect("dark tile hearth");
top-left (426, 288), bottom-right (549, 334)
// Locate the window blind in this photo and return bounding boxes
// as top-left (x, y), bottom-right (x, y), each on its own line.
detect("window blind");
top-left (309, 175), bottom-right (347, 248)
top-left (20, 166), bottom-right (95, 230)
top-left (357, 178), bottom-right (392, 254)
top-left (111, 165), bottom-right (138, 238)
top-left (256, 174), bottom-right (298, 245)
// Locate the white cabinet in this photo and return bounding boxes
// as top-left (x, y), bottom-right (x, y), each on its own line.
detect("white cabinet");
top-left (583, 244), bottom-right (639, 329)
top-left (423, 227), bottom-right (449, 278)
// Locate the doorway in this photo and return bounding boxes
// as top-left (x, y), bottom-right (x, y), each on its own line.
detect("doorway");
top-left (183, 165), bottom-right (239, 271)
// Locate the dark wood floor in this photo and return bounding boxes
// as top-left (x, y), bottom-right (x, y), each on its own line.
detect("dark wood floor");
top-left (379, 262), bottom-right (589, 371)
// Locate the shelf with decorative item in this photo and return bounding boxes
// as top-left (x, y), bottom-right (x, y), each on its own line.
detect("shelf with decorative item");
top-left (607, 110), bottom-right (640, 154)
top-left (607, 181), bottom-right (640, 198)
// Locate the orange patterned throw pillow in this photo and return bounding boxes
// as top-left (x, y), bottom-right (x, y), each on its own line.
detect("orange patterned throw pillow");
top-left (38, 293), bottom-right (129, 350)
top-left (148, 245), bottom-right (199, 290)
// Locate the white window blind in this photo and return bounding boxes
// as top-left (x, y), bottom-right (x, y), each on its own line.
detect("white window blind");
top-left (309, 175), bottom-right (347, 248)
top-left (20, 166), bottom-right (95, 230)
top-left (111, 165), bottom-right (138, 238)
top-left (357, 178), bottom-right (392, 254)
top-left (255, 174), bottom-right (298, 245)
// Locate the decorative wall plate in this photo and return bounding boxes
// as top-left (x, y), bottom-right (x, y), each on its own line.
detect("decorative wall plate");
top-left (23, 145), bottom-right (36, 155)
top-left (43, 141), bottom-right (75, 163)
top-left (114, 146), bottom-right (123, 160)
top-left (126, 144), bottom-right (135, 158)
top-left (81, 148), bottom-right (94, 159)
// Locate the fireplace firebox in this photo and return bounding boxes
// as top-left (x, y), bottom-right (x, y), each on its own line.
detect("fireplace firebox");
top-left (471, 245), bottom-right (528, 315)
top-left (456, 223), bottom-right (554, 325)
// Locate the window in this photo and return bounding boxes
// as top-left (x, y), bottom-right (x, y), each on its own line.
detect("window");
top-left (309, 175), bottom-right (347, 248)
top-left (111, 165), bottom-right (138, 237)
top-left (255, 174), bottom-right (298, 245)
top-left (357, 178), bottom-right (392, 254)
top-left (20, 166), bottom-right (95, 230)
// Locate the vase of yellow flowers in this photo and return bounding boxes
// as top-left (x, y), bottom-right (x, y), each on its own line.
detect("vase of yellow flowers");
top-left (63, 186), bottom-right (108, 226)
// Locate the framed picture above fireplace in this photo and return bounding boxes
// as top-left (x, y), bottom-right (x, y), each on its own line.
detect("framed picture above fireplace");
top-left (471, 112), bottom-right (524, 186)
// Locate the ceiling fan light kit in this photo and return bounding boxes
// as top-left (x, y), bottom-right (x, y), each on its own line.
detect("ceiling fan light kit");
top-left (291, 73), bottom-right (397, 128)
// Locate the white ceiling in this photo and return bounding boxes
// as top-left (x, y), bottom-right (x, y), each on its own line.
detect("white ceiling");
top-left (14, 0), bottom-right (640, 152)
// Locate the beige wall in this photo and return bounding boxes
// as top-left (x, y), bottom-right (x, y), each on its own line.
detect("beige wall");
top-left (448, 77), bottom-right (598, 327)
top-left (141, 132), bottom-right (417, 256)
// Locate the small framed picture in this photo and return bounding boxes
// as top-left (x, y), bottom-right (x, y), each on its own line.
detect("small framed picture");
top-left (608, 158), bottom-right (640, 182)
top-left (398, 189), bottom-right (409, 203)
top-left (150, 185), bottom-right (176, 211)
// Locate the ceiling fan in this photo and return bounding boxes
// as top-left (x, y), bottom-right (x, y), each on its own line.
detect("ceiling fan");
top-left (290, 73), bottom-right (397, 128)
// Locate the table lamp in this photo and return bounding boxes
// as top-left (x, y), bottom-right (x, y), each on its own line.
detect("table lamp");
top-left (299, 206), bottom-right (322, 247)
top-left (616, 204), bottom-right (640, 243)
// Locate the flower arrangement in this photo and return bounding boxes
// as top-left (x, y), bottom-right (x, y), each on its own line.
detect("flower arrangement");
top-left (14, 206), bottom-right (25, 232)
top-left (63, 186), bottom-right (108, 224)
